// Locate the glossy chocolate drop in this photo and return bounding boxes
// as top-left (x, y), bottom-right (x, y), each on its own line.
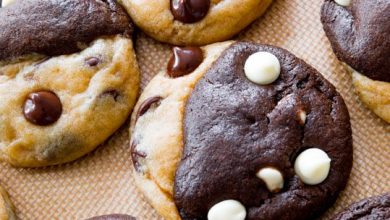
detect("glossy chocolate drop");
top-left (23, 91), bottom-right (62, 126)
top-left (171, 0), bottom-right (210, 23)
top-left (167, 47), bottom-right (203, 78)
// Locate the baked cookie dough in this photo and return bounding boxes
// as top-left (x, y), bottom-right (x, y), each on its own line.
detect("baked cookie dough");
top-left (332, 193), bottom-right (390, 220)
top-left (119, 0), bottom-right (273, 45)
top-left (87, 214), bottom-right (136, 220)
top-left (0, 185), bottom-right (16, 220)
top-left (130, 41), bottom-right (353, 220)
top-left (321, 0), bottom-right (390, 122)
top-left (0, 0), bottom-right (140, 167)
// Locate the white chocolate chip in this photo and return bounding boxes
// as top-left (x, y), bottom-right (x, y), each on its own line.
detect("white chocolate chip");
top-left (256, 167), bottom-right (284, 192)
top-left (1, 0), bottom-right (16, 7)
top-left (244, 52), bottom-right (281, 85)
top-left (298, 110), bottom-right (307, 125)
top-left (207, 200), bottom-right (246, 220)
top-left (335, 0), bottom-right (351, 6)
top-left (294, 148), bottom-right (331, 185)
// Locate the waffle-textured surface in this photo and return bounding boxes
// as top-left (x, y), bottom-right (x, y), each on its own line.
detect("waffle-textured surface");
top-left (0, 0), bottom-right (388, 219)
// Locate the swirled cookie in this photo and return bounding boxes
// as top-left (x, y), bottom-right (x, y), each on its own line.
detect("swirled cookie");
top-left (332, 193), bottom-right (390, 220)
top-left (130, 41), bottom-right (352, 220)
top-left (0, 0), bottom-right (140, 167)
top-left (119, 0), bottom-right (273, 45)
top-left (321, 0), bottom-right (390, 122)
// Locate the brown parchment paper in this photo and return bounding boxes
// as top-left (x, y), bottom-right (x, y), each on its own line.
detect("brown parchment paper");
top-left (0, 0), bottom-right (389, 219)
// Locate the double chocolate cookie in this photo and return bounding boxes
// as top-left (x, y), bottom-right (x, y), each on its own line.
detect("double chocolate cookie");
top-left (332, 193), bottom-right (390, 220)
top-left (321, 0), bottom-right (390, 123)
top-left (0, 0), bottom-right (140, 167)
top-left (120, 0), bottom-right (273, 45)
top-left (130, 41), bottom-right (352, 220)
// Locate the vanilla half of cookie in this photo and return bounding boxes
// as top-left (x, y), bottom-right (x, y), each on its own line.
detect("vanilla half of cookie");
top-left (0, 0), bottom-right (140, 167)
top-left (0, 185), bottom-right (16, 220)
top-left (120, 0), bottom-right (273, 45)
top-left (130, 41), bottom-right (352, 220)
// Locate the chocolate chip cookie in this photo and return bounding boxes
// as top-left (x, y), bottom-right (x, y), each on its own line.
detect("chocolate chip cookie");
top-left (130, 41), bottom-right (352, 220)
top-left (120, 0), bottom-right (273, 45)
top-left (0, 0), bottom-right (140, 167)
top-left (332, 193), bottom-right (390, 220)
top-left (0, 185), bottom-right (16, 220)
top-left (321, 0), bottom-right (390, 123)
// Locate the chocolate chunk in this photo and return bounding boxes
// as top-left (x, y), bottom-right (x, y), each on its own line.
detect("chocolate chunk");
top-left (23, 91), bottom-right (62, 126)
top-left (170, 0), bottom-right (210, 23)
top-left (86, 57), bottom-right (100, 67)
top-left (101, 90), bottom-right (120, 101)
top-left (130, 141), bottom-right (147, 173)
top-left (174, 42), bottom-right (352, 220)
top-left (0, 0), bottom-right (133, 62)
top-left (86, 214), bottom-right (136, 220)
top-left (167, 47), bottom-right (203, 78)
top-left (321, 0), bottom-right (390, 82)
top-left (136, 96), bottom-right (162, 121)
top-left (332, 193), bottom-right (390, 220)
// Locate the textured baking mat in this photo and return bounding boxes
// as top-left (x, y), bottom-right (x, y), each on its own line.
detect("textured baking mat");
top-left (1, 0), bottom-right (389, 219)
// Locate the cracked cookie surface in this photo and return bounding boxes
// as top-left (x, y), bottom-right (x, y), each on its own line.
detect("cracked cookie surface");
top-left (0, 0), bottom-right (140, 167)
top-left (332, 193), bottom-right (390, 220)
top-left (130, 42), bottom-right (352, 220)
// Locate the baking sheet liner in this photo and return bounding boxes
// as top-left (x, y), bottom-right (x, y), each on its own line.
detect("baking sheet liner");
top-left (1, 0), bottom-right (389, 219)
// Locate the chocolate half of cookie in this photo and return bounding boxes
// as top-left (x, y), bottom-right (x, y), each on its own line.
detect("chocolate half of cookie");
top-left (321, 0), bottom-right (390, 82)
top-left (332, 193), bottom-right (390, 220)
top-left (0, 0), bottom-right (133, 62)
top-left (174, 42), bottom-right (352, 220)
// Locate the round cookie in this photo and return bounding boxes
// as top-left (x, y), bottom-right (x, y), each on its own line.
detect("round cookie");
top-left (130, 41), bottom-right (352, 220)
top-left (321, 0), bottom-right (390, 123)
top-left (0, 0), bottom-right (140, 167)
top-left (332, 193), bottom-right (390, 220)
top-left (87, 214), bottom-right (136, 220)
top-left (120, 0), bottom-right (273, 45)
top-left (0, 185), bottom-right (16, 220)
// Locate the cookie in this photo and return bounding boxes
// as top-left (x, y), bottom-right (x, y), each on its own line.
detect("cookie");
top-left (332, 193), bottom-right (390, 220)
top-left (321, 0), bottom-right (390, 122)
top-left (87, 214), bottom-right (136, 220)
top-left (0, 0), bottom-right (140, 167)
top-left (120, 0), bottom-right (273, 45)
top-left (130, 41), bottom-right (352, 220)
top-left (0, 185), bottom-right (16, 220)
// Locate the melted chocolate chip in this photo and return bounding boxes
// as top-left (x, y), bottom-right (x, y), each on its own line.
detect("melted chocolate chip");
top-left (23, 91), bottom-right (62, 126)
top-left (171, 0), bottom-right (210, 23)
top-left (85, 57), bottom-right (100, 67)
top-left (130, 141), bottom-right (147, 173)
top-left (136, 96), bottom-right (162, 121)
top-left (167, 47), bottom-right (203, 78)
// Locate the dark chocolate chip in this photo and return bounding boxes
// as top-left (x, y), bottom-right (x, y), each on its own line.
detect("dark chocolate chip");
top-left (167, 47), bottom-right (203, 78)
top-left (86, 214), bottom-right (136, 220)
top-left (130, 141), bottom-right (147, 173)
top-left (85, 57), bottom-right (100, 67)
top-left (170, 0), bottom-right (210, 23)
top-left (23, 91), bottom-right (62, 126)
top-left (136, 96), bottom-right (162, 121)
